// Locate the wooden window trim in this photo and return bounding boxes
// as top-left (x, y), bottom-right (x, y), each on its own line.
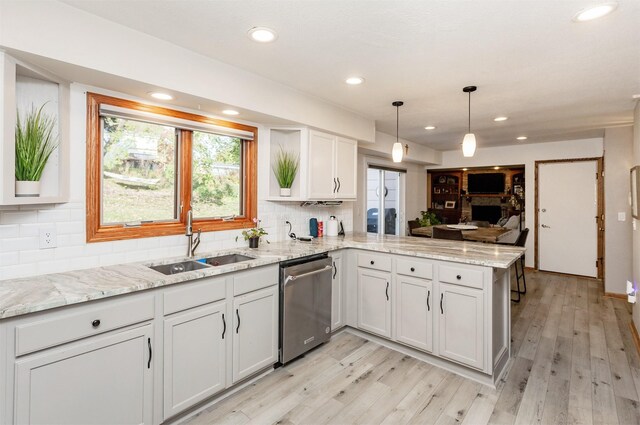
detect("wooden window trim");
top-left (86, 92), bottom-right (257, 243)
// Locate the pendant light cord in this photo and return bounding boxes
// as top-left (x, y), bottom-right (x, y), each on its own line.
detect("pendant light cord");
top-left (468, 91), bottom-right (471, 133)
top-left (396, 104), bottom-right (399, 142)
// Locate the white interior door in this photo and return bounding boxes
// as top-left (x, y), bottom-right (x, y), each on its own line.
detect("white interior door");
top-left (538, 161), bottom-right (598, 277)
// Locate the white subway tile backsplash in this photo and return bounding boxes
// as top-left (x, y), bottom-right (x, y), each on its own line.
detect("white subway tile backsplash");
top-left (1, 211), bottom-right (38, 225)
top-left (37, 209), bottom-right (71, 223)
top-left (19, 223), bottom-right (42, 237)
top-left (56, 221), bottom-right (84, 235)
top-left (0, 225), bottom-right (19, 238)
top-left (2, 237), bottom-right (38, 253)
top-left (20, 249), bottom-right (54, 264)
top-left (0, 252), bottom-right (19, 267)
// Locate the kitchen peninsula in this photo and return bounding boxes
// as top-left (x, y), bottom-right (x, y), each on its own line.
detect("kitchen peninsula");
top-left (0, 233), bottom-right (523, 424)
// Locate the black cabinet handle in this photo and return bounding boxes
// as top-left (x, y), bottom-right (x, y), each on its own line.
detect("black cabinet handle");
top-left (333, 178), bottom-right (337, 193)
top-left (222, 313), bottom-right (226, 339)
top-left (337, 178), bottom-right (341, 192)
top-left (386, 282), bottom-right (389, 301)
top-left (427, 290), bottom-right (430, 311)
top-left (410, 267), bottom-right (415, 272)
top-left (440, 293), bottom-right (444, 314)
top-left (147, 338), bottom-right (152, 369)
top-left (370, 260), bottom-right (375, 265)
top-left (236, 309), bottom-right (240, 334)
top-left (333, 261), bottom-right (337, 279)
top-left (92, 319), bottom-right (100, 328)
top-left (456, 275), bottom-right (462, 280)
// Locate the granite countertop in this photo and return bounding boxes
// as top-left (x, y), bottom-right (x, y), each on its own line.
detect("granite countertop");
top-left (0, 232), bottom-right (524, 320)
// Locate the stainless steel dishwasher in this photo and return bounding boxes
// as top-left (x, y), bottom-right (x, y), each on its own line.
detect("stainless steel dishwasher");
top-left (279, 253), bottom-right (333, 364)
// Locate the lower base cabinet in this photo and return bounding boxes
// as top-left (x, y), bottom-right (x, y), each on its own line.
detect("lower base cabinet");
top-left (357, 269), bottom-right (392, 338)
top-left (163, 301), bottom-right (227, 419)
top-left (232, 286), bottom-right (278, 383)
top-left (14, 324), bottom-right (153, 425)
top-left (438, 282), bottom-right (484, 370)
top-left (395, 276), bottom-right (433, 352)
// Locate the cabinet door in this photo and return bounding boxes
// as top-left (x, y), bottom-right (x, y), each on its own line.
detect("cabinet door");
top-left (308, 130), bottom-right (336, 199)
top-left (357, 268), bottom-right (392, 338)
top-left (334, 137), bottom-right (357, 199)
top-left (438, 283), bottom-right (484, 369)
top-left (330, 253), bottom-right (344, 331)
top-left (232, 286), bottom-right (278, 383)
top-left (15, 325), bottom-right (153, 425)
top-left (396, 276), bottom-right (433, 352)
top-left (163, 302), bottom-right (227, 419)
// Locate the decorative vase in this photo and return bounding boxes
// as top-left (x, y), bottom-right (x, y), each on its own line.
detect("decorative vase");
top-left (248, 237), bottom-right (259, 248)
top-left (15, 180), bottom-right (40, 197)
top-left (280, 188), bottom-right (291, 197)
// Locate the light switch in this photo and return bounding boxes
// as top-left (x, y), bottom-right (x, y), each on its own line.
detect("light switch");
top-left (618, 212), bottom-right (626, 222)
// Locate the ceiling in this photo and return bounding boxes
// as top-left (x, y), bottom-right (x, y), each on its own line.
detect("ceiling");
top-left (61, 0), bottom-right (640, 151)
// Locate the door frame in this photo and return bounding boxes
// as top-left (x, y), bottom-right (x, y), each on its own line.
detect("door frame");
top-left (534, 157), bottom-right (604, 279)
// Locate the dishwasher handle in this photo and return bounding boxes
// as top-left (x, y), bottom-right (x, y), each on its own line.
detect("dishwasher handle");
top-left (284, 265), bottom-right (333, 285)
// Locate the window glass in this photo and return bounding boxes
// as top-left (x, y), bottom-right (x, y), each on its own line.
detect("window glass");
top-left (101, 117), bottom-right (177, 224)
top-left (191, 131), bottom-right (242, 218)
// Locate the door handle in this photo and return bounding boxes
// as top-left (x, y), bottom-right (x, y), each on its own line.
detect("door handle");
top-left (333, 178), bottom-right (337, 193)
top-left (541, 224), bottom-right (550, 228)
top-left (427, 290), bottom-right (430, 311)
top-left (222, 313), bottom-right (226, 339)
top-left (333, 261), bottom-right (337, 279)
top-left (440, 293), bottom-right (444, 314)
top-left (236, 309), bottom-right (240, 334)
top-left (337, 178), bottom-right (341, 192)
top-left (147, 338), bottom-right (152, 369)
top-left (385, 282), bottom-right (389, 301)
top-left (284, 265), bottom-right (333, 285)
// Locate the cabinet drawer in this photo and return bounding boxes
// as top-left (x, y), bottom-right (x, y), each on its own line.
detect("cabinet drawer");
top-left (15, 296), bottom-right (154, 356)
top-left (396, 258), bottom-right (433, 280)
top-left (439, 265), bottom-right (484, 289)
top-left (233, 265), bottom-right (278, 296)
top-left (357, 252), bottom-right (391, 272)
top-left (164, 276), bottom-right (226, 316)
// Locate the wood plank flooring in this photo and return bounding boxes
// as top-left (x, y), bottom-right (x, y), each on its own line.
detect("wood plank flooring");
top-left (184, 270), bottom-right (640, 425)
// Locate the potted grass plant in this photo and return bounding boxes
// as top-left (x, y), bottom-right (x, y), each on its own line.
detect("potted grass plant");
top-left (15, 103), bottom-right (58, 197)
top-left (272, 146), bottom-right (299, 197)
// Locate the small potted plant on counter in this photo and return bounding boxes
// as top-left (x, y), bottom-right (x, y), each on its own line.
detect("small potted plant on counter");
top-left (272, 146), bottom-right (299, 197)
top-left (237, 218), bottom-right (269, 248)
top-left (15, 103), bottom-right (58, 197)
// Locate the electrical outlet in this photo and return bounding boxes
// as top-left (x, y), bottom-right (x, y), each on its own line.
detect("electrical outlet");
top-left (39, 227), bottom-right (57, 249)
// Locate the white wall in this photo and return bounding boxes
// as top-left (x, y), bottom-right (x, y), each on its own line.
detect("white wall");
top-left (0, 84), bottom-right (353, 280)
top-left (430, 138), bottom-right (604, 267)
top-left (603, 127), bottom-right (634, 294)
top-left (0, 0), bottom-right (375, 143)
top-left (632, 102), bottom-right (640, 330)
top-left (359, 131), bottom-right (442, 165)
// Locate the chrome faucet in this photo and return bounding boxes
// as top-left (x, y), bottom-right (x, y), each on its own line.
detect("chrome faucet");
top-left (186, 210), bottom-right (201, 258)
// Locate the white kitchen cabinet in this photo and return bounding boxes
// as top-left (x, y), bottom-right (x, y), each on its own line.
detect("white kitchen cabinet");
top-left (438, 282), bottom-right (484, 370)
top-left (163, 301), bottom-right (227, 419)
top-left (357, 268), bottom-right (392, 338)
top-left (396, 275), bottom-right (433, 352)
top-left (14, 324), bottom-right (153, 425)
top-left (308, 130), bottom-right (357, 200)
top-left (330, 252), bottom-right (344, 331)
top-left (232, 285), bottom-right (278, 383)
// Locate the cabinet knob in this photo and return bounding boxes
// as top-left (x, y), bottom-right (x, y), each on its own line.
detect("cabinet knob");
top-left (456, 275), bottom-right (462, 280)
top-left (370, 260), bottom-right (375, 265)
top-left (410, 267), bottom-right (415, 272)
top-left (92, 319), bottom-right (101, 328)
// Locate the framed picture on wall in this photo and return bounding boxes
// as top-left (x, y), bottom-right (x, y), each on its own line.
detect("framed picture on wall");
top-left (434, 187), bottom-right (441, 194)
top-left (632, 166), bottom-right (640, 219)
top-left (444, 201), bottom-right (456, 209)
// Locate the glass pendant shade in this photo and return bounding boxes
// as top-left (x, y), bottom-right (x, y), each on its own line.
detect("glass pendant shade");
top-left (462, 133), bottom-right (476, 157)
top-left (392, 142), bottom-right (403, 162)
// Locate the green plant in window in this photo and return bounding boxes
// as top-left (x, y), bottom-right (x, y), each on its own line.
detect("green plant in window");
top-left (272, 146), bottom-right (299, 189)
top-left (15, 103), bottom-right (58, 182)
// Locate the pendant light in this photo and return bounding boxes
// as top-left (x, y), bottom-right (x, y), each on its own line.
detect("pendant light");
top-left (462, 86), bottom-right (477, 157)
top-left (392, 101), bottom-right (404, 162)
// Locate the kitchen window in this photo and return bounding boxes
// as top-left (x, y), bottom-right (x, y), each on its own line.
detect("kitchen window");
top-left (86, 93), bottom-right (257, 242)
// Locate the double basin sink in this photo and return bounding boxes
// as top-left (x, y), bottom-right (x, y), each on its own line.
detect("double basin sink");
top-left (149, 254), bottom-right (255, 275)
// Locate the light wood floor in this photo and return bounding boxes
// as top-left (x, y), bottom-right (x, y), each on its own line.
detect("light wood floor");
top-left (184, 270), bottom-right (640, 425)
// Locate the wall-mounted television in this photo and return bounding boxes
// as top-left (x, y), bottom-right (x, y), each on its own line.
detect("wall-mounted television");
top-left (467, 173), bottom-right (505, 194)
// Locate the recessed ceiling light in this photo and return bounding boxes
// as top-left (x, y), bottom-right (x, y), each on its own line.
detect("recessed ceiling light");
top-left (424, 126), bottom-right (436, 130)
top-left (517, 136), bottom-right (528, 140)
top-left (149, 92), bottom-right (173, 100)
top-left (222, 109), bottom-right (239, 116)
top-left (494, 116), bottom-right (508, 122)
top-left (345, 77), bottom-right (365, 85)
top-left (573, 2), bottom-right (618, 22)
top-left (248, 27), bottom-right (278, 43)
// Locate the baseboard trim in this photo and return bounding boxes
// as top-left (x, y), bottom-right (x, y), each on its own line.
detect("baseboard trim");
top-left (630, 321), bottom-right (640, 356)
top-left (604, 292), bottom-right (627, 300)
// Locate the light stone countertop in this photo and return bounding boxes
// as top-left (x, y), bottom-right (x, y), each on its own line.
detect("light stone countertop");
top-left (0, 232), bottom-right (524, 320)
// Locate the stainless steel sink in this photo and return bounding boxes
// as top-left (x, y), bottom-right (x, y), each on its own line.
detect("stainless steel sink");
top-left (149, 260), bottom-right (210, 275)
top-left (203, 254), bottom-right (255, 266)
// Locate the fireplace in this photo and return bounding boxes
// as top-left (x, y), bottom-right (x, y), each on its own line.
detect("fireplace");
top-left (471, 205), bottom-right (503, 224)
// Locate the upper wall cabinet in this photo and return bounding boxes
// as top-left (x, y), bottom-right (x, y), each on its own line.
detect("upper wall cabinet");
top-left (0, 52), bottom-right (70, 205)
top-left (265, 127), bottom-right (357, 201)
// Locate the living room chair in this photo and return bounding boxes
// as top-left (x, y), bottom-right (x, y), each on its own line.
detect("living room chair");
top-left (432, 227), bottom-right (464, 241)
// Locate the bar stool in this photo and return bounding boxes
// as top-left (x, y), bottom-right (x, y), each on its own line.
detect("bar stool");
top-left (510, 228), bottom-right (529, 302)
